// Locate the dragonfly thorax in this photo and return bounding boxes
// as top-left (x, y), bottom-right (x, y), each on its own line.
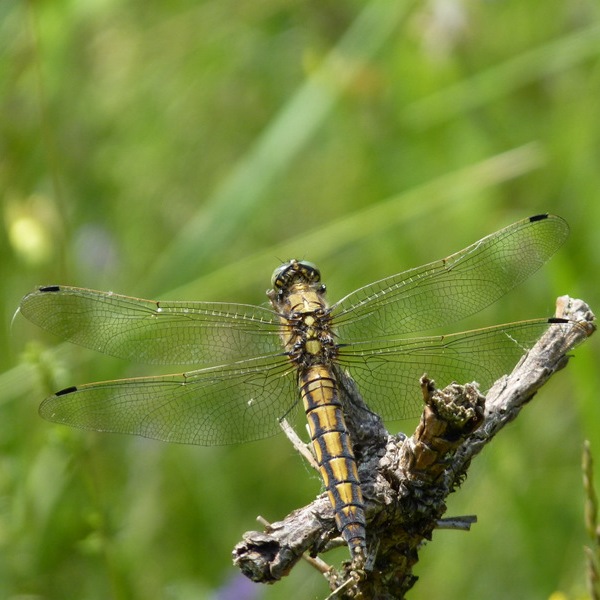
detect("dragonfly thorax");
top-left (286, 308), bottom-right (337, 366)
top-left (268, 262), bottom-right (336, 368)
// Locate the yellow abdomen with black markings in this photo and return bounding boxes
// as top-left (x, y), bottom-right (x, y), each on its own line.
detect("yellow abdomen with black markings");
top-left (300, 365), bottom-right (365, 555)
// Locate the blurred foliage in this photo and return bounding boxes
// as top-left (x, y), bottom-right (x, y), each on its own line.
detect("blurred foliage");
top-left (582, 441), bottom-right (600, 599)
top-left (2, 0), bottom-right (600, 598)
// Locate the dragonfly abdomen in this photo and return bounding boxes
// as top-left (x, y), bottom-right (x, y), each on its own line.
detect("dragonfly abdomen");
top-left (299, 365), bottom-right (366, 557)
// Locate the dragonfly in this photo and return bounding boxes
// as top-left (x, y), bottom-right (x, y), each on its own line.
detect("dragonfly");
top-left (19, 213), bottom-right (570, 563)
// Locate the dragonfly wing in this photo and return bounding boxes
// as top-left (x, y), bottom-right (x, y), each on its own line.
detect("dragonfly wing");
top-left (39, 355), bottom-right (299, 445)
top-left (337, 318), bottom-right (565, 422)
top-left (332, 214), bottom-right (568, 341)
top-left (20, 286), bottom-right (282, 365)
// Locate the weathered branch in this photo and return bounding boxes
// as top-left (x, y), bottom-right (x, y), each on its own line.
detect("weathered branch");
top-left (233, 296), bottom-right (595, 598)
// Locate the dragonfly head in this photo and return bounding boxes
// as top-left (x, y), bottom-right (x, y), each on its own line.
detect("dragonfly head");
top-left (271, 259), bottom-right (321, 290)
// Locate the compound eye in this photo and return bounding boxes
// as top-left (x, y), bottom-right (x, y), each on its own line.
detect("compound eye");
top-left (271, 261), bottom-right (295, 288)
top-left (297, 260), bottom-right (321, 282)
top-left (270, 259), bottom-right (321, 288)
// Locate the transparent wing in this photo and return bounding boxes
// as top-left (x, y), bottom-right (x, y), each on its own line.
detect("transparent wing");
top-left (332, 214), bottom-right (568, 341)
top-left (39, 355), bottom-right (299, 445)
top-left (338, 318), bottom-right (565, 422)
top-left (20, 286), bottom-right (282, 366)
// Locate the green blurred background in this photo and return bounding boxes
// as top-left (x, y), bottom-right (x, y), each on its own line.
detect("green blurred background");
top-left (2, 1), bottom-right (600, 598)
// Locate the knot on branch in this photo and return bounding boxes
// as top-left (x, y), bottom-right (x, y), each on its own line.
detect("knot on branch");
top-left (399, 376), bottom-right (485, 484)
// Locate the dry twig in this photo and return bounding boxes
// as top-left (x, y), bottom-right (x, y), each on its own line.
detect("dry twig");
top-left (233, 296), bottom-right (595, 599)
